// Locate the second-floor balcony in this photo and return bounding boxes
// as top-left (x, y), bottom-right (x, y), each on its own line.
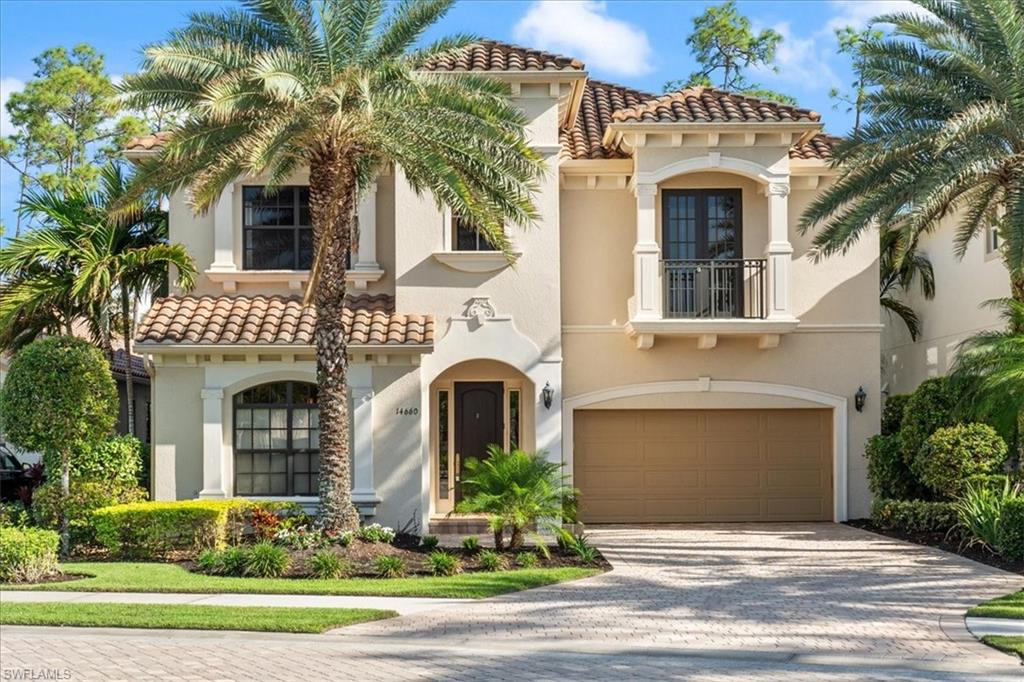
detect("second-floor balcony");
top-left (663, 258), bottom-right (767, 320)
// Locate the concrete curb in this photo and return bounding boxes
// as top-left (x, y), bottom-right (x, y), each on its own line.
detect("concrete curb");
top-left (967, 616), bottom-right (1024, 637)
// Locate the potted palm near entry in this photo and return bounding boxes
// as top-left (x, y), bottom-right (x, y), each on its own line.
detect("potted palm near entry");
top-left (120, 0), bottom-right (546, 531)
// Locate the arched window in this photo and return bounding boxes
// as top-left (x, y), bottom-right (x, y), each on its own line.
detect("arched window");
top-left (233, 381), bottom-right (319, 496)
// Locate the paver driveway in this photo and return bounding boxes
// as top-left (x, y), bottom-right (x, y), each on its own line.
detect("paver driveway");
top-left (2, 523), bottom-right (1022, 680)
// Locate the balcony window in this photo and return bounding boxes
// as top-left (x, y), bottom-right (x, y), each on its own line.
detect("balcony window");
top-left (243, 186), bottom-right (312, 270)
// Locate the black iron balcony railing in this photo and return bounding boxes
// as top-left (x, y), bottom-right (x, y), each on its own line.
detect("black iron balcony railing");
top-left (663, 259), bottom-right (767, 319)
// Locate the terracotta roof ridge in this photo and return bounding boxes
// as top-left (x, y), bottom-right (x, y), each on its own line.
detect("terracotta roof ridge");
top-left (584, 78), bottom-right (656, 99)
top-left (471, 38), bottom-right (585, 70)
top-left (698, 87), bottom-right (821, 121)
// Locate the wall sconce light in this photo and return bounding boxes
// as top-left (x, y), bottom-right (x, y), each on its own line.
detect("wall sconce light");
top-left (855, 386), bottom-right (867, 413)
top-left (541, 382), bottom-right (554, 410)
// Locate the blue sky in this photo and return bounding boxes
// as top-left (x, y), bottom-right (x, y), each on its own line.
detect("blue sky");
top-left (0, 0), bottom-right (922, 235)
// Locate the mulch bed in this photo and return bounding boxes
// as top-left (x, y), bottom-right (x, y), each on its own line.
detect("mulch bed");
top-left (845, 519), bottom-right (1024, 575)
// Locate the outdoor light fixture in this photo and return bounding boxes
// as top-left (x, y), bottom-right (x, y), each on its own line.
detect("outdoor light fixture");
top-left (855, 386), bottom-right (867, 413)
top-left (542, 382), bottom-right (554, 410)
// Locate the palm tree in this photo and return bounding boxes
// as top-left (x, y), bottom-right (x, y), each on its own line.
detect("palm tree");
top-left (120, 0), bottom-right (545, 531)
top-left (1, 165), bottom-right (197, 435)
top-left (799, 0), bottom-right (1024, 303)
top-left (950, 298), bottom-right (1024, 460)
top-left (879, 227), bottom-right (935, 340)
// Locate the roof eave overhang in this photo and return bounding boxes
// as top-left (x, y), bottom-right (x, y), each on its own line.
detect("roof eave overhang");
top-left (135, 342), bottom-right (434, 355)
top-left (602, 120), bottom-right (824, 152)
top-left (122, 149), bottom-right (160, 163)
top-left (559, 158), bottom-right (634, 175)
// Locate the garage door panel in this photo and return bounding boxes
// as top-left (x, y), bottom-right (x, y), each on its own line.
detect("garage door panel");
top-left (575, 408), bottom-right (832, 523)
top-left (643, 441), bottom-right (700, 466)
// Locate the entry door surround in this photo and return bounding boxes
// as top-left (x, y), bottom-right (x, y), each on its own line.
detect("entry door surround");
top-left (454, 381), bottom-right (504, 501)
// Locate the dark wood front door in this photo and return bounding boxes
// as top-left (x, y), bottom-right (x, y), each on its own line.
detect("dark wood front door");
top-left (454, 382), bottom-right (503, 502)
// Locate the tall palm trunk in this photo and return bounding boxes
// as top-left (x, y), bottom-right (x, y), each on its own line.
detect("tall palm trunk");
top-left (121, 288), bottom-right (135, 438)
top-left (308, 151), bottom-right (360, 533)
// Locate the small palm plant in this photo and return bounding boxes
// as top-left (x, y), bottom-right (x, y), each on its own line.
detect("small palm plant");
top-left (457, 446), bottom-right (576, 550)
top-left (120, 0), bottom-right (545, 532)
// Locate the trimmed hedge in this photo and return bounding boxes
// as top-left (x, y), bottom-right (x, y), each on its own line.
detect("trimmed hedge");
top-left (0, 526), bottom-right (59, 583)
top-left (69, 435), bottom-right (143, 490)
top-left (881, 394), bottom-right (910, 436)
top-left (998, 498), bottom-right (1024, 561)
top-left (899, 377), bottom-right (958, 477)
top-left (92, 500), bottom-right (251, 559)
top-left (866, 434), bottom-right (921, 500)
top-left (871, 498), bottom-right (959, 533)
top-left (33, 479), bottom-right (147, 547)
top-left (918, 423), bottom-right (1008, 499)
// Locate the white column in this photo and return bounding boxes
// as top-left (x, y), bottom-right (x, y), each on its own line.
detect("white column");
top-left (199, 387), bottom-right (227, 498)
top-left (351, 386), bottom-right (377, 498)
top-left (765, 182), bottom-right (794, 320)
top-left (633, 183), bottom-right (662, 320)
top-left (210, 185), bottom-right (236, 272)
top-left (355, 182), bottom-right (378, 269)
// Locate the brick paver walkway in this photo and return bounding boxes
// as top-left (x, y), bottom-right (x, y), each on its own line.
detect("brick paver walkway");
top-left (2, 523), bottom-right (1021, 680)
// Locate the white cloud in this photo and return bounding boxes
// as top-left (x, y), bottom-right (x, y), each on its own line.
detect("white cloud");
top-left (513, 1), bottom-right (652, 76)
top-left (752, 21), bottom-right (841, 89)
top-left (0, 77), bottom-right (25, 137)
top-left (827, 1), bottom-right (931, 32)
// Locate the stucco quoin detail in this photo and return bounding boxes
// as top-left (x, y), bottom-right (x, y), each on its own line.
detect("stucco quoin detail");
top-left (562, 380), bottom-right (849, 522)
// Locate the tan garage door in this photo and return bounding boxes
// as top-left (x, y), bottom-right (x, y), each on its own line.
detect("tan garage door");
top-left (574, 409), bottom-right (833, 523)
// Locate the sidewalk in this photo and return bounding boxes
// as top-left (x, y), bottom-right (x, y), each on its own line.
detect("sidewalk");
top-left (0, 590), bottom-right (472, 615)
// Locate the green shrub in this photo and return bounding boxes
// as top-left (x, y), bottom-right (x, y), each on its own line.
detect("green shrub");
top-left (64, 435), bottom-right (142, 490)
top-left (0, 526), bottom-right (59, 583)
top-left (244, 541), bottom-right (289, 578)
top-left (956, 480), bottom-right (1018, 550)
top-left (968, 474), bottom-right (1017, 494)
top-left (881, 394), bottom-right (911, 436)
top-left (865, 434), bottom-right (921, 500)
top-left (899, 377), bottom-right (958, 477)
top-left (477, 549), bottom-right (507, 572)
top-left (356, 523), bottom-right (395, 544)
top-left (0, 337), bottom-right (118, 557)
top-left (919, 424), bottom-right (1008, 499)
top-left (420, 535), bottom-right (439, 550)
top-left (220, 546), bottom-right (248, 576)
top-left (374, 555), bottom-right (406, 578)
top-left (309, 549), bottom-right (348, 579)
top-left (0, 503), bottom-right (32, 529)
top-left (195, 548), bottom-right (223, 574)
top-left (554, 528), bottom-right (601, 564)
top-left (427, 550), bottom-right (462, 576)
top-left (515, 552), bottom-right (539, 569)
top-left (998, 498), bottom-right (1024, 560)
top-left (870, 498), bottom-right (959, 533)
top-left (91, 499), bottom-right (250, 559)
top-left (461, 536), bottom-right (480, 553)
top-left (33, 479), bottom-right (147, 548)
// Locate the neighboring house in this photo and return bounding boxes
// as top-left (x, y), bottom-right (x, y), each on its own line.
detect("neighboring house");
top-left (126, 41), bottom-right (880, 530)
top-left (110, 349), bottom-right (151, 443)
top-left (882, 220), bottom-right (1009, 397)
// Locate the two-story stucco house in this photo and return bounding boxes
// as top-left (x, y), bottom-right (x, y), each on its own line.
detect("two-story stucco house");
top-left (126, 42), bottom-right (880, 531)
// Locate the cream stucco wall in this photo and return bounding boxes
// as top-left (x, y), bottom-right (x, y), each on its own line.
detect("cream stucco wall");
top-left (882, 218), bottom-right (1009, 395)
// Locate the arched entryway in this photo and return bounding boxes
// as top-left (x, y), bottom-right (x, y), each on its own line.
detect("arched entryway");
top-left (429, 359), bottom-right (535, 514)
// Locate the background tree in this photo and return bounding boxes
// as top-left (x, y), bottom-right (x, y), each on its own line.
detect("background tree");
top-left (121, 0), bottom-right (545, 532)
top-left (0, 336), bottom-right (118, 556)
top-left (0, 44), bottom-right (147, 236)
top-left (665, 1), bottom-right (793, 104)
top-left (879, 228), bottom-right (935, 341)
top-left (800, 0), bottom-right (1024, 308)
top-left (828, 25), bottom-right (883, 136)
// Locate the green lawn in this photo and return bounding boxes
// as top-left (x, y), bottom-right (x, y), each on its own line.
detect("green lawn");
top-left (0, 602), bottom-right (394, 633)
top-left (981, 636), bottom-right (1024, 660)
top-left (968, 590), bottom-right (1024, 619)
top-left (1, 562), bottom-right (601, 599)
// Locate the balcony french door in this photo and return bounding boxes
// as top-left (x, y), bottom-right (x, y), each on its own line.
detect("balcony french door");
top-left (662, 189), bottom-right (756, 318)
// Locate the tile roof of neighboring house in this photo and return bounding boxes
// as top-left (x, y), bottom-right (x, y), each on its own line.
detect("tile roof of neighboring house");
top-left (610, 87), bottom-right (821, 124)
top-left (789, 134), bottom-right (842, 160)
top-left (111, 349), bottom-right (149, 380)
top-left (560, 79), bottom-right (655, 161)
top-left (124, 131), bottom-right (172, 151)
top-left (135, 294), bottom-right (433, 346)
top-left (422, 40), bottom-right (584, 72)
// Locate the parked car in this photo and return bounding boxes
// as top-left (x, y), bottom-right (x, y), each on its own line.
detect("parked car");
top-left (0, 443), bottom-right (40, 503)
